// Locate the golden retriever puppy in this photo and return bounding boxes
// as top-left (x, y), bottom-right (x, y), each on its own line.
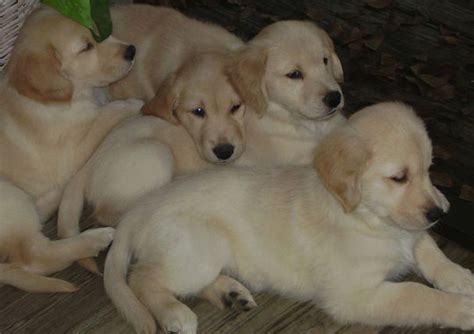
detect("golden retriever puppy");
top-left (0, 7), bottom-right (142, 292)
top-left (108, 4), bottom-right (243, 101)
top-left (104, 102), bottom-right (474, 334)
top-left (227, 20), bottom-right (346, 166)
top-left (58, 51), bottom-right (245, 251)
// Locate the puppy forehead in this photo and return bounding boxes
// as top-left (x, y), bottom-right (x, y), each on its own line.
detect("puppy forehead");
top-left (21, 8), bottom-right (91, 47)
top-left (180, 77), bottom-right (238, 111)
top-left (268, 43), bottom-right (325, 69)
top-left (351, 103), bottom-right (433, 171)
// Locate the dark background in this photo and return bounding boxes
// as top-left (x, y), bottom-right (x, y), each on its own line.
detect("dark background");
top-left (137, 0), bottom-right (474, 247)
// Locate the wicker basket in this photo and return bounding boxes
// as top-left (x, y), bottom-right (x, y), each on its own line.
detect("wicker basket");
top-left (0, 0), bottom-right (40, 71)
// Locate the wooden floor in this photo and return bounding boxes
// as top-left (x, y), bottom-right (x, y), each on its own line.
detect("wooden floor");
top-left (1, 0), bottom-right (474, 333)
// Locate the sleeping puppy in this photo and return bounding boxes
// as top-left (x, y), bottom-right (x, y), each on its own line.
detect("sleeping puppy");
top-left (104, 102), bottom-right (474, 334)
top-left (0, 7), bottom-right (142, 292)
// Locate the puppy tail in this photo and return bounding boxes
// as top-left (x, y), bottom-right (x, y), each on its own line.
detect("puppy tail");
top-left (104, 224), bottom-right (156, 334)
top-left (0, 264), bottom-right (78, 293)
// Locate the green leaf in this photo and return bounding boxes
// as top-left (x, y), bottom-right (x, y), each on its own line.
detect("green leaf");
top-left (90, 0), bottom-right (112, 42)
top-left (41, 0), bottom-right (112, 42)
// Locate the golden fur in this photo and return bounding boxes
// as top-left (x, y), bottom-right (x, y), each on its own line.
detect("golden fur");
top-left (0, 7), bottom-right (142, 292)
top-left (104, 103), bottom-right (474, 333)
top-left (58, 12), bottom-right (346, 273)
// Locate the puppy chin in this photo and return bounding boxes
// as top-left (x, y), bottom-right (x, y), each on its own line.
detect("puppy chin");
top-left (391, 216), bottom-right (437, 231)
top-left (300, 107), bottom-right (340, 121)
top-left (101, 62), bottom-right (135, 86)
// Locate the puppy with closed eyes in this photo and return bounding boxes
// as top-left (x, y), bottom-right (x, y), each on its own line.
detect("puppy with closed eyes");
top-left (0, 7), bottom-right (142, 292)
top-left (105, 102), bottom-right (474, 334)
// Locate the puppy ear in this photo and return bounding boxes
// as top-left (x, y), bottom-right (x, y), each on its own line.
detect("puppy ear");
top-left (141, 75), bottom-right (180, 125)
top-left (320, 29), bottom-right (344, 84)
top-left (227, 46), bottom-right (268, 116)
top-left (314, 127), bottom-right (371, 212)
top-left (8, 46), bottom-right (72, 103)
top-left (331, 52), bottom-right (344, 84)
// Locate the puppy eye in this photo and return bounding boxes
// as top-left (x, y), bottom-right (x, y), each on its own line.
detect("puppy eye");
top-left (191, 107), bottom-right (206, 118)
top-left (286, 70), bottom-right (304, 80)
top-left (390, 173), bottom-right (408, 184)
top-left (81, 42), bottom-right (94, 53)
top-left (323, 57), bottom-right (328, 65)
top-left (230, 103), bottom-right (241, 114)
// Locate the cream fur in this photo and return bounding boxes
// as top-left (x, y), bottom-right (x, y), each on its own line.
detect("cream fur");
top-left (0, 7), bottom-right (142, 292)
top-left (104, 103), bottom-right (474, 333)
top-left (57, 16), bottom-right (346, 272)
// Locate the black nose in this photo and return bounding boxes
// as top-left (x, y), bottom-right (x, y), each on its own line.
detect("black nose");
top-left (425, 207), bottom-right (444, 223)
top-left (323, 91), bottom-right (342, 109)
top-left (213, 144), bottom-right (234, 160)
top-left (124, 45), bottom-right (136, 61)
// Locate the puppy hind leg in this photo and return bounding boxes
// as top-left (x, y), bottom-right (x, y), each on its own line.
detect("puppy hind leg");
top-left (0, 264), bottom-right (78, 293)
top-left (129, 265), bottom-right (198, 334)
top-left (199, 275), bottom-right (257, 312)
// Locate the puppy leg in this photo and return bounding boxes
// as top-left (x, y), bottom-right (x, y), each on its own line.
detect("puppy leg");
top-left (24, 227), bottom-right (114, 275)
top-left (331, 281), bottom-right (474, 330)
top-left (36, 187), bottom-right (62, 222)
top-left (129, 265), bottom-right (198, 334)
top-left (0, 264), bottom-right (77, 293)
top-left (199, 275), bottom-right (257, 311)
top-left (415, 233), bottom-right (474, 296)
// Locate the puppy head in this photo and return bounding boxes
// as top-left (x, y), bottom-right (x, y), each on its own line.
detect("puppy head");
top-left (142, 52), bottom-right (246, 164)
top-left (6, 7), bottom-right (135, 103)
top-left (228, 21), bottom-right (344, 119)
top-left (315, 102), bottom-right (449, 230)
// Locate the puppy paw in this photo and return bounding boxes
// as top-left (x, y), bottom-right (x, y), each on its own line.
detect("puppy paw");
top-left (81, 227), bottom-right (115, 256)
top-left (200, 275), bottom-right (257, 311)
top-left (158, 302), bottom-right (197, 334)
top-left (223, 290), bottom-right (258, 312)
top-left (434, 265), bottom-right (474, 296)
top-left (453, 296), bottom-right (474, 331)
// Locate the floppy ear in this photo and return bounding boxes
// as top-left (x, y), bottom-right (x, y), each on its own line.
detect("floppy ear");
top-left (331, 52), bottom-right (344, 84)
top-left (141, 75), bottom-right (180, 125)
top-left (320, 29), bottom-right (344, 84)
top-left (227, 46), bottom-right (268, 116)
top-left (314, 127), bottom-right (371, 213)
top-left (8, 46), bottom-right (72, 103)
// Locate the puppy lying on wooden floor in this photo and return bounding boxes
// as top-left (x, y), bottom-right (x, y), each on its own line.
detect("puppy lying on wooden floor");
top-left (104, 102), bottom-right (474, 333)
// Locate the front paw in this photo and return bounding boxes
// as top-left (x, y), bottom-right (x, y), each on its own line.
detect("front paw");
top-left (452, 296), bottom-right (474, 331)
top-left (433, 264), bottom-right (474, 296)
